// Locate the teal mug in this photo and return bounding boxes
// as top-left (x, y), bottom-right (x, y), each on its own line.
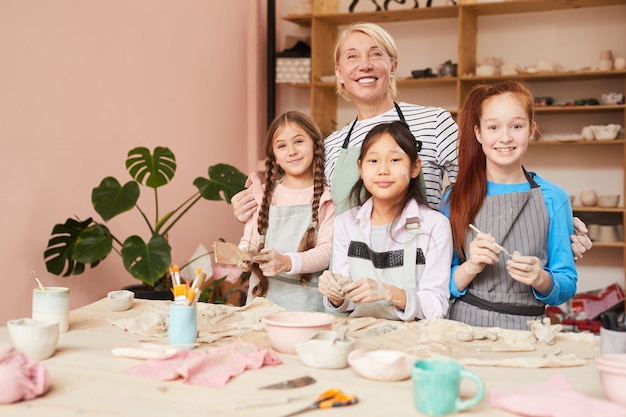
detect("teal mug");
top-left (412, 358), bottom-right (485, 416)
top-left (168, 303), bottom-right (197, 348)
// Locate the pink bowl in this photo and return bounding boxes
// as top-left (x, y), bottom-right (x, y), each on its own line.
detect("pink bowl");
top-left (262, 312), bottom-right (336, 354)
top-left (595, 355), bottom-right (626, 406)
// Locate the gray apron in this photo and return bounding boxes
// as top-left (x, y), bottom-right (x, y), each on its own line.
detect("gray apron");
top-left (246, 204), bottom-right (324, 312)
top-left (348, 218), bottom-right (424, 320)
top-left (449, 170), bottom-right (549, 330)
top-left (330, 103), bottom-right (426, 215)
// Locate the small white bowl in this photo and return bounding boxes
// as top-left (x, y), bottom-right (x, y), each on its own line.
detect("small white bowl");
top-left (107, 290), bottom-right (134, 312)
top-left (7, 318), bottom-right (59, 360)
top-left (262, 312), bottom-right (336, 354)
top-left (296, 330), bottom-right (355, 369)
top-left (475, 65), bottom-right (496, 77)
top-left (590, 124), bottom-right (621, 140)
top-left (348, 349), bottom-right (418, 381)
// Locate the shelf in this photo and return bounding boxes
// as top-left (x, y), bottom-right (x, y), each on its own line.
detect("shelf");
top-left (276, 82), bottom-right (311, 88)
top-left (282, 14), bottom-right (312, 27)
top-left (313, 6), bottom-right (458, 25)
top-left (462, 0), bottom-right (626, 16)
top-left (573, 206), bottom-right (624, 213)
top-left (535, 105), bottom-right (626, 114)
top-left (531, 139), bottom-right (625, 146)
top-left (460, 69), bottom-right (626, 82)
top-left (398, 77), bottom-right (458, 87)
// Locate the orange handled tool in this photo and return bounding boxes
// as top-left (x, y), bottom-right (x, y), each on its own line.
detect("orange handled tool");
top-left (280, 388), bottom-right (358, 417)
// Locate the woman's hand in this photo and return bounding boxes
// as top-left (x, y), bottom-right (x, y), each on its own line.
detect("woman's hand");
top-left (571, 217), bottom-right (592, 261)
top-left (252, 248), bottom-right (291, 277)
top-left (231, 188), bottom-right (257, 223)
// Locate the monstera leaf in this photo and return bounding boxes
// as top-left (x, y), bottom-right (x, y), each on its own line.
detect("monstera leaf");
top-left (194, 163), bottom-right (247, 203)
top-left (126, 146), bottom-right (176, 188)
top-left (121, 235), bottom-right (172, 287)
top-left (92, 177), bottom-right (140, 221)
top-left (44, 217), bottom-right (104, 277)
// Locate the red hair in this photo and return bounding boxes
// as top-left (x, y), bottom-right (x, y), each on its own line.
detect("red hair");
top-left (448, 81), bottom-right (535, 259)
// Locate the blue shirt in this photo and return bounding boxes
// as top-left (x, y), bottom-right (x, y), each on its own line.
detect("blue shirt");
top-left (440, 172), bottom-right (577, 306)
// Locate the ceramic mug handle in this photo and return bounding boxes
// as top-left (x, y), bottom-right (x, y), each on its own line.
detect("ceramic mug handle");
top-left (456, 369), bottom-right (485, 412)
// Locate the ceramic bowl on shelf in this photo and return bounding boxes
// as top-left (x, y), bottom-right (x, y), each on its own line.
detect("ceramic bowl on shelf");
top-left (601, 92), bottom-right (624, 105)
top-left (590, 124), bottom-right (621, 140)
top-left (597, 194), bottom-right (620, 208)
top-left (262, 311), bottom-right (336, 354)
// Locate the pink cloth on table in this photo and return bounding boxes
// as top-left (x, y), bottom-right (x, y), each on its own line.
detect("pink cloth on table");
top-left (0, 347), bottom-right (50, 404)
top-left (489, 373), bottom-right (626, 417)
top-left (122, 342), bottom-right (281, 388)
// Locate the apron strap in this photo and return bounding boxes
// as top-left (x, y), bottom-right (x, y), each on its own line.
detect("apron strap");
top-left (341, 102), bottom-right (405, 150)
top-left (458, 292), bottom-right (546, 317)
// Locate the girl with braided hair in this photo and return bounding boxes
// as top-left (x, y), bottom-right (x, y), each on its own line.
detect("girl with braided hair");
top-left (237, 111), bottom-right (335, 311)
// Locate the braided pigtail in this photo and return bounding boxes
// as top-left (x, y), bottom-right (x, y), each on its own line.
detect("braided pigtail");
top-left (251, 156), bottom-right (279, 298)
top-left (296, 133), bottom-right (325, 285)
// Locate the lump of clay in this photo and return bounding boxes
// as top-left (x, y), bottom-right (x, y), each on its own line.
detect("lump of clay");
top-left (528, 317), bottom-right (562, 345)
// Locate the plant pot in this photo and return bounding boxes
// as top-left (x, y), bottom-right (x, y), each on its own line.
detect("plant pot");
top-left (123, 284), bottom-right (173, 301)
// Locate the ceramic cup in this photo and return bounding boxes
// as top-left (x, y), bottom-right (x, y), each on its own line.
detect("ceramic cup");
top-left (615, 57), bottom-right (626, 70)
top-left (32, 286), bottom-right (70, 332)
top-left (597, 225), bottom-right (619, 243)
top-left (601, 327), bottom-right (626, 355)
top-left (7, 318), bottom-right (60, 360)
top-left (598, 59), bottom-right (613, 71)
top-left (168, 303), bottom-right (197, 348)
top-left (412, 358), bottom-right (485, 416)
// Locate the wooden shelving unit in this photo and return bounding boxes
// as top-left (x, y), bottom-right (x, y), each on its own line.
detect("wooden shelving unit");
top-left (277, 0), bottom-right (626, 293)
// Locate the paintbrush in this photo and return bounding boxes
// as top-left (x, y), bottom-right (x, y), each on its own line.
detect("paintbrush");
top-left (469, 224), bottom-right (513, 258)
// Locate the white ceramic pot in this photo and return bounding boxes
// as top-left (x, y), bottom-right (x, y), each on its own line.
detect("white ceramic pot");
top-left (7, 318), bottom-right (59, 360)
top-left (590, 124), bottom-right (621, 140)
top-left (581, 126), bottom-right (595, 140)
top-left (597, 194), bottom-right (620, 208)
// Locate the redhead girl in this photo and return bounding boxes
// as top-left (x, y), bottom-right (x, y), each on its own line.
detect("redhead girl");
top-left (441, 81), bottom-right (577, 330)
top-left (238, 111), bottom-right (335, 312)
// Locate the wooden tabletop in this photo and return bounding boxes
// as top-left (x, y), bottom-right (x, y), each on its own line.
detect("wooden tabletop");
top-left (0, 298), bottom-right (609, 416)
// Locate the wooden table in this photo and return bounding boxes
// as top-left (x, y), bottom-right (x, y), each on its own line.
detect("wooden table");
top-left (0, 299), bottom-right (608, 416)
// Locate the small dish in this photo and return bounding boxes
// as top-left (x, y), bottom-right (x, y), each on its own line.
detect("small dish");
top-left (107, 290), bottom-right (135, 312)
top-left (296, 330), bottom-right (355, 369)
top-left (348, 349), bottom-right (417, 381)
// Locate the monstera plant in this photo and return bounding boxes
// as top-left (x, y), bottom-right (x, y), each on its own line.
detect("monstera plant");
top-left (44, 146), bottom-right (246, 288)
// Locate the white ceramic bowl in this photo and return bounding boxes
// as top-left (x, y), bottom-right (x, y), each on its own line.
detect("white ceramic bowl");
top-left (596, 355), bottom-right (626, 406)
top-left (296, 330), bottom-right (355, 369)
top-left (348, 349), bottom-right (418, 381)
top-left (590, 124), bottom-right (621, 140)
top-left (107, 290), bottom-right (135, 312)
top-left (262, 312), bottom-right (336, 354)
top-left (7, 318), bottom-right (59, 360)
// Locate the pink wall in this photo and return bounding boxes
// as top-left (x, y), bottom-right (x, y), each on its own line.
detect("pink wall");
top-left (0, 0), bottom-right (266, 323)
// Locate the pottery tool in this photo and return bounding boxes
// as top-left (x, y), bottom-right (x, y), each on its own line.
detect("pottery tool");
top-left (213, 241), bottom-right (260, 265)
top-left (31, 270), bottom-right (46, 290)
top-left (279, 388), bottom-right (358, 417)
top-left (469, 224), bottom-right (513, 258)
top-left (259, 376), bottom-right (317, 390)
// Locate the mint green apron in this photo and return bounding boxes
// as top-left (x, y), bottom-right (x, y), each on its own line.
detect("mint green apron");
top-left (246, 203), bottom-right (324, 312)
top-left (330, 103), bottom-right (426, 215)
